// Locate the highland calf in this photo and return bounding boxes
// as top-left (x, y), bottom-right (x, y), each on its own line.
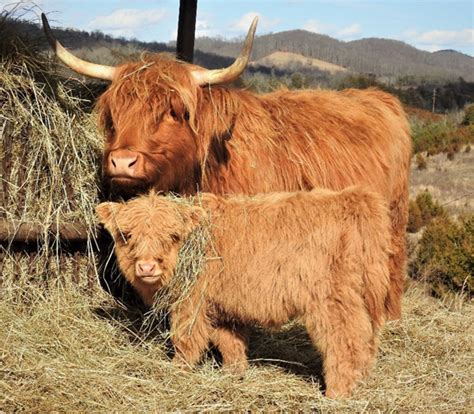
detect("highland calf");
top-left (96, 187), bottom-right (391, 398)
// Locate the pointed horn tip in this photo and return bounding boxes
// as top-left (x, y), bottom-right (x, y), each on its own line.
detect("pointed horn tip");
top-left (41, 12), bottom-right (57, 51)
top-left (248, 16), bottom-right (258, 37)
top-left (243, 17), bottom-right (257, 47)
top-left (41, 13), bottom-right (49, 29)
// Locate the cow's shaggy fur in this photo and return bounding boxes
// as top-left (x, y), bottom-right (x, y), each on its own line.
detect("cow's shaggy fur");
top-left (97, 54), bottom-right (411, 319)
top-left (96, 187), bottom-right (391, 398)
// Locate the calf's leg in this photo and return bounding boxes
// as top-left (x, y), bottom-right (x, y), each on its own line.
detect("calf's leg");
top-left (386, 185), bottom-right (409, 320)
top-left (305, 292), bottom-right (378, 399)
top-left (211, 325), bottom-right (248, 374)
top-left (386, 204), bottom-right (407, 320)
top-left (171, 300), bottom-right (211, 369)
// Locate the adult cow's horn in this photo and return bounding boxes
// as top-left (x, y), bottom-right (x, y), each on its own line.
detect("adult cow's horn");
top-left (41, 13), bottom-right (117, 81)
top-left (191, 17), bottom-right (258, 86)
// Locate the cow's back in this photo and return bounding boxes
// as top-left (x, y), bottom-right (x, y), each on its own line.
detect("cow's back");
top-left (201, 87), bottom-right (411, 202)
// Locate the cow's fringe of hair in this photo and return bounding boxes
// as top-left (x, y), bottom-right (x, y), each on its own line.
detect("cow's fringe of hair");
top-left (96, 53), bottom-right (202, 135)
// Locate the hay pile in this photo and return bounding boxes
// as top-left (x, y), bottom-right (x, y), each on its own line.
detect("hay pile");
top-left (1, 52), bottom-right (103, 289)
top-left (1, 59), bottom-right (101, 225)
top-left (0, 282), bottom-right (472, 411)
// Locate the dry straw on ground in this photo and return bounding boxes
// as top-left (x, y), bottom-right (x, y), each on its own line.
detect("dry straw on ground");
top-left (1, 282), bottom-right (472, 412)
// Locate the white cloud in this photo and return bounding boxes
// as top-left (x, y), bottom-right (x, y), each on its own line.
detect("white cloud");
top-left (337, 23), bottom-right (361, 38)
top-left (303, 20), bottom-right (361, 40)
top-left (232, 12), bottom-right (280, 33)
top-left (170, 18), bottom-right (216, 41)
top-left (417, 29), bottom-right (473, 45)
top-left (401, 28), bottom-right (473, 52)
top-left (88, 8), bottom-right (166, 32)
top-left (195, 19), bottom-right (214, 37)
top-left (302, 20), bottom-right (333, 35)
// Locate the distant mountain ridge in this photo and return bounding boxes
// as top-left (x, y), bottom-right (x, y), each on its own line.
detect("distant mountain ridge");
top-left (195, 30), bottom-right (473, 81)
top-left (2, 17), bottom-right (472, 82)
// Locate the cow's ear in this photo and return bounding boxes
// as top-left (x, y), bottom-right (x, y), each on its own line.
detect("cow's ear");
top-left (96, 202), bottom-right (122, 230)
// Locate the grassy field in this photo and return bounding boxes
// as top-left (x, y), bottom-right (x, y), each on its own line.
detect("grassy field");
top-left (410, 149), bottom-right (474, 214)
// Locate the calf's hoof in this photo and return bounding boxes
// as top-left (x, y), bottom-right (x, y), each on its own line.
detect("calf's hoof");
top-left (222, 360), bottom-right (248, 377)
top-left (171, 356), bottom-right (192, 371)
top-left (325, 387), bottom-right (353, 400)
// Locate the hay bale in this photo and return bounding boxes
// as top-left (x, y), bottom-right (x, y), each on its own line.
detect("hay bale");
top-left (1, 53), bottom-right (103, 288)
top-left (1, 60), bottom-right (101, 223)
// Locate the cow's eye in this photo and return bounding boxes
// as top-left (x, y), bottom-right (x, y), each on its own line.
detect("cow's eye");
top-left (105, 114), bottom-right (115, 135)
top-left (169, 109), bottom-right (179, 121)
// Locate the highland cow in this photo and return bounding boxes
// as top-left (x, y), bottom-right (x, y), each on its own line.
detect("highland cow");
top-left (43, 14), bottom-right (411, 319)
top-left (96, 188), bottom-right (391, 398)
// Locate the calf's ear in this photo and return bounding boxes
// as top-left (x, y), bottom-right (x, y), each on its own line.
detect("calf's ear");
top-left (189, 206), bottom-right (206, 226)
top-left (96, 202), bottom-right (122, 230)
top-left (181, 206), bottom-right (207, 238)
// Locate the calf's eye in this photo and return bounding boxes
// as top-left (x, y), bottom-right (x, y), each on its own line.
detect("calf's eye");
top-left (119, 232), bottom-right (132, 243)
top-left (171, 233), bottom-right (180, 243)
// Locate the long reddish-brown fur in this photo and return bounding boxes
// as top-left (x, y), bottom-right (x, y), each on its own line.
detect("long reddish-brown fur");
top-left (97, 54), bottom-right (411, 319)
top-left (96, 187), bottom-right (392, 398)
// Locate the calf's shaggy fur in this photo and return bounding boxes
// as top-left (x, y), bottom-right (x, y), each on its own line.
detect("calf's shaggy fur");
top-left (96, 188), bottom-right (391, 398)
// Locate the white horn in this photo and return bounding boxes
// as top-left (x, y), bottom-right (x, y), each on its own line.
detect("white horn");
top-left (42, 13), bottom-right (117, 81)
top-left (191, 16), bottom-right (258, 86)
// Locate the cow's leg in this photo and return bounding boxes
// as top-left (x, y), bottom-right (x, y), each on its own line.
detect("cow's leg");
top-left (305, 293), bottom-right (378, 399)
top-left (171, 299), bottom-right (211, 369)
top-left (211, 325), bottom-right (248, 374)
top-left (386, 189), bottom-right (409, 320)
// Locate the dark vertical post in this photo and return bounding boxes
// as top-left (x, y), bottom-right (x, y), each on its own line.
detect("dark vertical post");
top-left (176, 0), bottom-right (198, 63)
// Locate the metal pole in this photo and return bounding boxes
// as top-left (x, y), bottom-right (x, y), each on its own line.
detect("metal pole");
top-left (176, 0), bottom-right (198, 63)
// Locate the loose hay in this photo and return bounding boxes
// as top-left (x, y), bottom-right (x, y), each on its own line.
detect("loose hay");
top-left (0, 283), bottom-right (472, 411)
top-left (1, 60), bottom-right (101, 224)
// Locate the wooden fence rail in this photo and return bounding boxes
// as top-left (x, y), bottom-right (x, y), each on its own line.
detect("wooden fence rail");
top-left (0, 219), bottom-right (93, 244)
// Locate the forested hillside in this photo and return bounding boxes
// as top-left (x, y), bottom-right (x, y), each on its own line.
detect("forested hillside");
top-left (195, 30), bottom-right (473, 81)
top-left (1, 15), bottom-right (472, 113)
top-left (2, 17), bottom-right (472, 81)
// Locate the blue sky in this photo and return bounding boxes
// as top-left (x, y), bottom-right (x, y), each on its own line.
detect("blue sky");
top-left (3, 0), bottom-right (473, 55)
